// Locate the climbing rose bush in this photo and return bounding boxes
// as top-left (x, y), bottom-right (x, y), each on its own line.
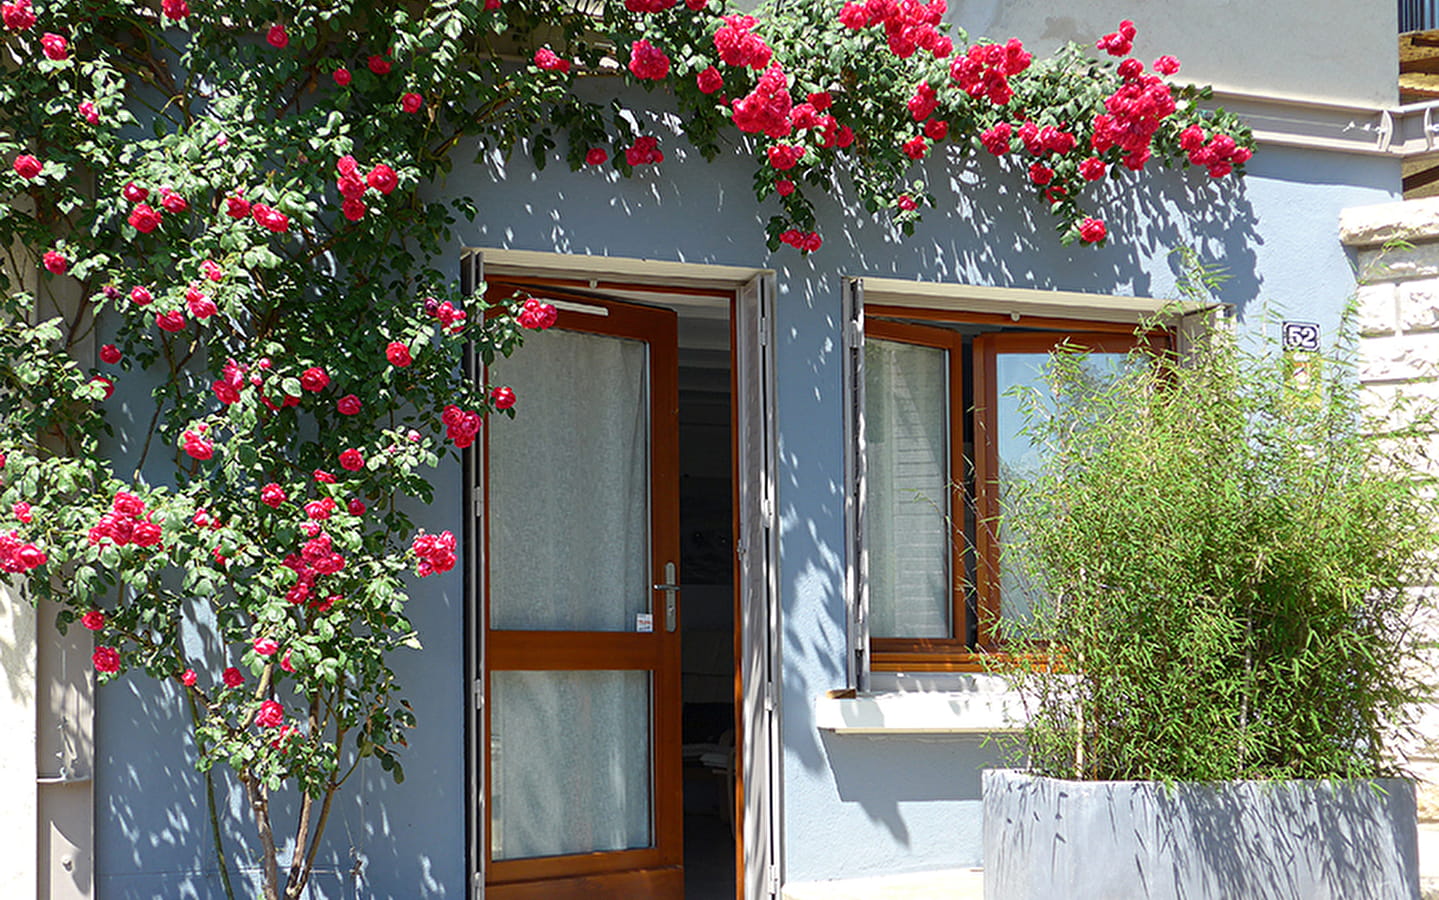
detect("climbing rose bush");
top-left (0, 2), bottom-right (1251, 898)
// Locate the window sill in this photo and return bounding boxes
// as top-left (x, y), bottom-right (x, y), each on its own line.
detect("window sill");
top-left (813, 683), bottom-right (1025, 735)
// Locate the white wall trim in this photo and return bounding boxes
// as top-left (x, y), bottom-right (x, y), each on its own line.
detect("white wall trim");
top-left (856, 276), bottom-right (1207, 325)
top-left (814, 687), bottom-right (1025, 735)
top-left (469, 247), bottom-right (770, 290)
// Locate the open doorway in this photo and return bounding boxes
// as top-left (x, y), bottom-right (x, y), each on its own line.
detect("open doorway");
top-left (673, 295), bottom-right (739, 900)
top-left (474, 275), bottom-right (741, 900)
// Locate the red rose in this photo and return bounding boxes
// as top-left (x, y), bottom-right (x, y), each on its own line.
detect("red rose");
top-left (40, 32), bottom-right (66, 60)
top-left (13, 154), bottom-right (40, 179)
top-left (924, 119), bottom-right (949, 141)
top-left (133, 520), bottom-right (162, 546)
top-left (182, 429), bottom-right (213, 460)
top-left (1077, 157), bottom-right (1105, 181)
top-left (366, 164), bottom-right (398, 195)
top-left (491, 386), bottom-right (516, 409)
top-left (212, 379), bottom-right (240, 404)
top-left (267, 24), bottom-right (289, 48)
top-left (186, 286), bottom-right (217, 319)
top-left (516, 298), bottom-right (557, 329)
top-left (81, 610), bottom-right (105, 630)
top-left (180, 668), bottom-right (197, 686)
top-left (253, 636), bottom-right (279, 656)
top-left (386, 342), bottom-right (412, 367)
top-left (333, 67), bottom-right (352, 86)
top-left (624, 136), bottom-right (664, 166)
top-left (77, 100), bottom-right (98, 124)
top-left (43, 251), bottom-right (67, 274)
top-left (92, 376), bottom-right (114, 400)
top-left (122, 182), bottom-right (148, 203)
top-left (1078, 217), bottom-right (1107, 244)
top-left (300, 366), bottom-right (330, 391)
top-left (251, 204), bottom-right (290, 232)
top-left (1117, 58), bottom-right (1143, 81)
top-left (14, 543), bottom-right (46, 569)
top-left (342, 198), bottom-right (367, 221)
top-left (401, 92), bottom-right (423, 113)
top-left (585, 147), bottom-right (608, 166)
top-left (260, 483), bottom-right (286, 508)
top-left (1028, 162), bottom-right (1054, 186)
top-left (1153, 55), bottom-right (1180, 76)
top-left (100, 344), bottom-right (121, 364)
top-left (775, 179), bottom-right (794, 196)
top-left (901, 135), bottom-right (928, 160)
top-left (160, 190), bottom-right (188, 213)
top-left (255, 700), bottom-right (284, 729)
top-left (339, 448), bottom-right (364, 471)
top-left (201, 260), bottom-right (223, 282)
top-left (223, 666), bottom-right (244, 687)
top-left (92, 647), bottom-right (120, 674)
top-left (534, 48), bottom-right (571, 74)
top-left (130, 286), bottom-right (153, 306)
top-left (368, 54), bottom-right (391, 75)
top-left (13, 502), bottom-right (31, 523)
top-left (337, 394), bottom-right (361, 415)
top-left (280, 651), bottom-right (295, 672)
top-left (897, 194), bottom-right (917, 212)
top-left (313, 470), bottom-right (336, 484)
top-left (347, 498), bottom-right (366, 516)
top-left (128, 204), bottom-right (163, 233)
top-left (161, 0), bottom-right (188, 19)
top-left (766, 143), bottom-right (804, 171)
top-left (156, 310), bottom-right (187, 332)
top-left (628, 39), bottom-right (671, 80)
top-left (226, 195), bottom-right (251, 218)
top-left (696, 66), bottom-right (723, 94)
top-left (2, 0), bottom-right (35, 31)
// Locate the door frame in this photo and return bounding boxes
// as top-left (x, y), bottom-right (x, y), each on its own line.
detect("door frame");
top-left (462, 250), bottom-right (782, 900)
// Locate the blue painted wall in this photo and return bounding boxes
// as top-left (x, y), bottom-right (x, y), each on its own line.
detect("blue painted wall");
top-left (94, 90), bottom-right (1399, 895)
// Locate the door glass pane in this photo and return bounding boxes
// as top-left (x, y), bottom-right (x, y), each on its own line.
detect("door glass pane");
top-left (490, 669), bottom-right (653, 860)
top-left (489, 327), bottom-right (651, 631)
top-left (864, 338), bottom-right (951, 638)
top-left (995, 351), bottom-right (1134, 624)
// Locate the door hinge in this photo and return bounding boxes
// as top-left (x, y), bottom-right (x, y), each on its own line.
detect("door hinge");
top-left (472, 494), bottom-right (484, 520)
top-left (761, 494), bottom-right (775, 528)
top-left (845, 319), bottom-right (862, 349)
top-left (768, 862), bottom-right (781, 896)
top-left (473, 678), bottom-right (484, 711)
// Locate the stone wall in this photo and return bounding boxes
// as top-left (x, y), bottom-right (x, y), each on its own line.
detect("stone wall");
top-left (1342, 197), bottom-right (1439, 820)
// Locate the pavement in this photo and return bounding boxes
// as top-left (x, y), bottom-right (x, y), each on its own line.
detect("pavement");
top-left (781, 823), bottom-right (1439, 900)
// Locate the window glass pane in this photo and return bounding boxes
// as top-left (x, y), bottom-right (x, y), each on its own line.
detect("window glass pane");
top-left (488, 327), bottom-right (651, 631)
top-left (864, 338), bottom-right (951, 638)
top-left (995, 351), bottom-right (1135, 624)
top-left (490, 669), bottom-right (653, 860)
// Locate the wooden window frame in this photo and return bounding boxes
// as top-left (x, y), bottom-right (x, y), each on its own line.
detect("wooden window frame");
top-left (866, 310), bottom-right (1168, 672)
top-left (864, 319), bottom-right (969, 663)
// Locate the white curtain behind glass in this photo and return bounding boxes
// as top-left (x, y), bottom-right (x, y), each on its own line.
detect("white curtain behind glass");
top-left (491, 670), bottom-right (652, 860)
top-left (488, 327), bottom-right (650, 631)
top-left (864, 338), bottom-right (951, 638)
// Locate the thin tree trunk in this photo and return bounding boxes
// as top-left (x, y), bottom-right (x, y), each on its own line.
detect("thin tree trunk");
top-left (244, 775), bottom-right (282, 900)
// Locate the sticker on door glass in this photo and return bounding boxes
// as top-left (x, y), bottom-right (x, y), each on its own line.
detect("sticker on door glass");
top-left (636, 612), bottom-right (654, 633)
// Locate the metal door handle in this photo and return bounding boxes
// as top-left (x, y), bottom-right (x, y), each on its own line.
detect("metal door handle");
top-left (653, 562), bottom-right (679, 632)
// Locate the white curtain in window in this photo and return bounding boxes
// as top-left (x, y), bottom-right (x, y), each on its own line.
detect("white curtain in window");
top-left (490, 669), bottom-right (653, 860)
top-left (487, 327), bottom-right (650, 632)
top-left (864, 338), bottom-right (951, 638)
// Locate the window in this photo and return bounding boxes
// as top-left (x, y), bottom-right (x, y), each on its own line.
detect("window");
top-left (856, 298), bottom-right (1163, 672)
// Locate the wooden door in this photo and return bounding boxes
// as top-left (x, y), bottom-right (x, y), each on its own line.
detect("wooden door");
top-left (482, 288), bottom-right (683, 900)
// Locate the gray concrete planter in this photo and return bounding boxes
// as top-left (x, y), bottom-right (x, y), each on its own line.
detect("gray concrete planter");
top-left (982, 768), bottom-right (1419, 900)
